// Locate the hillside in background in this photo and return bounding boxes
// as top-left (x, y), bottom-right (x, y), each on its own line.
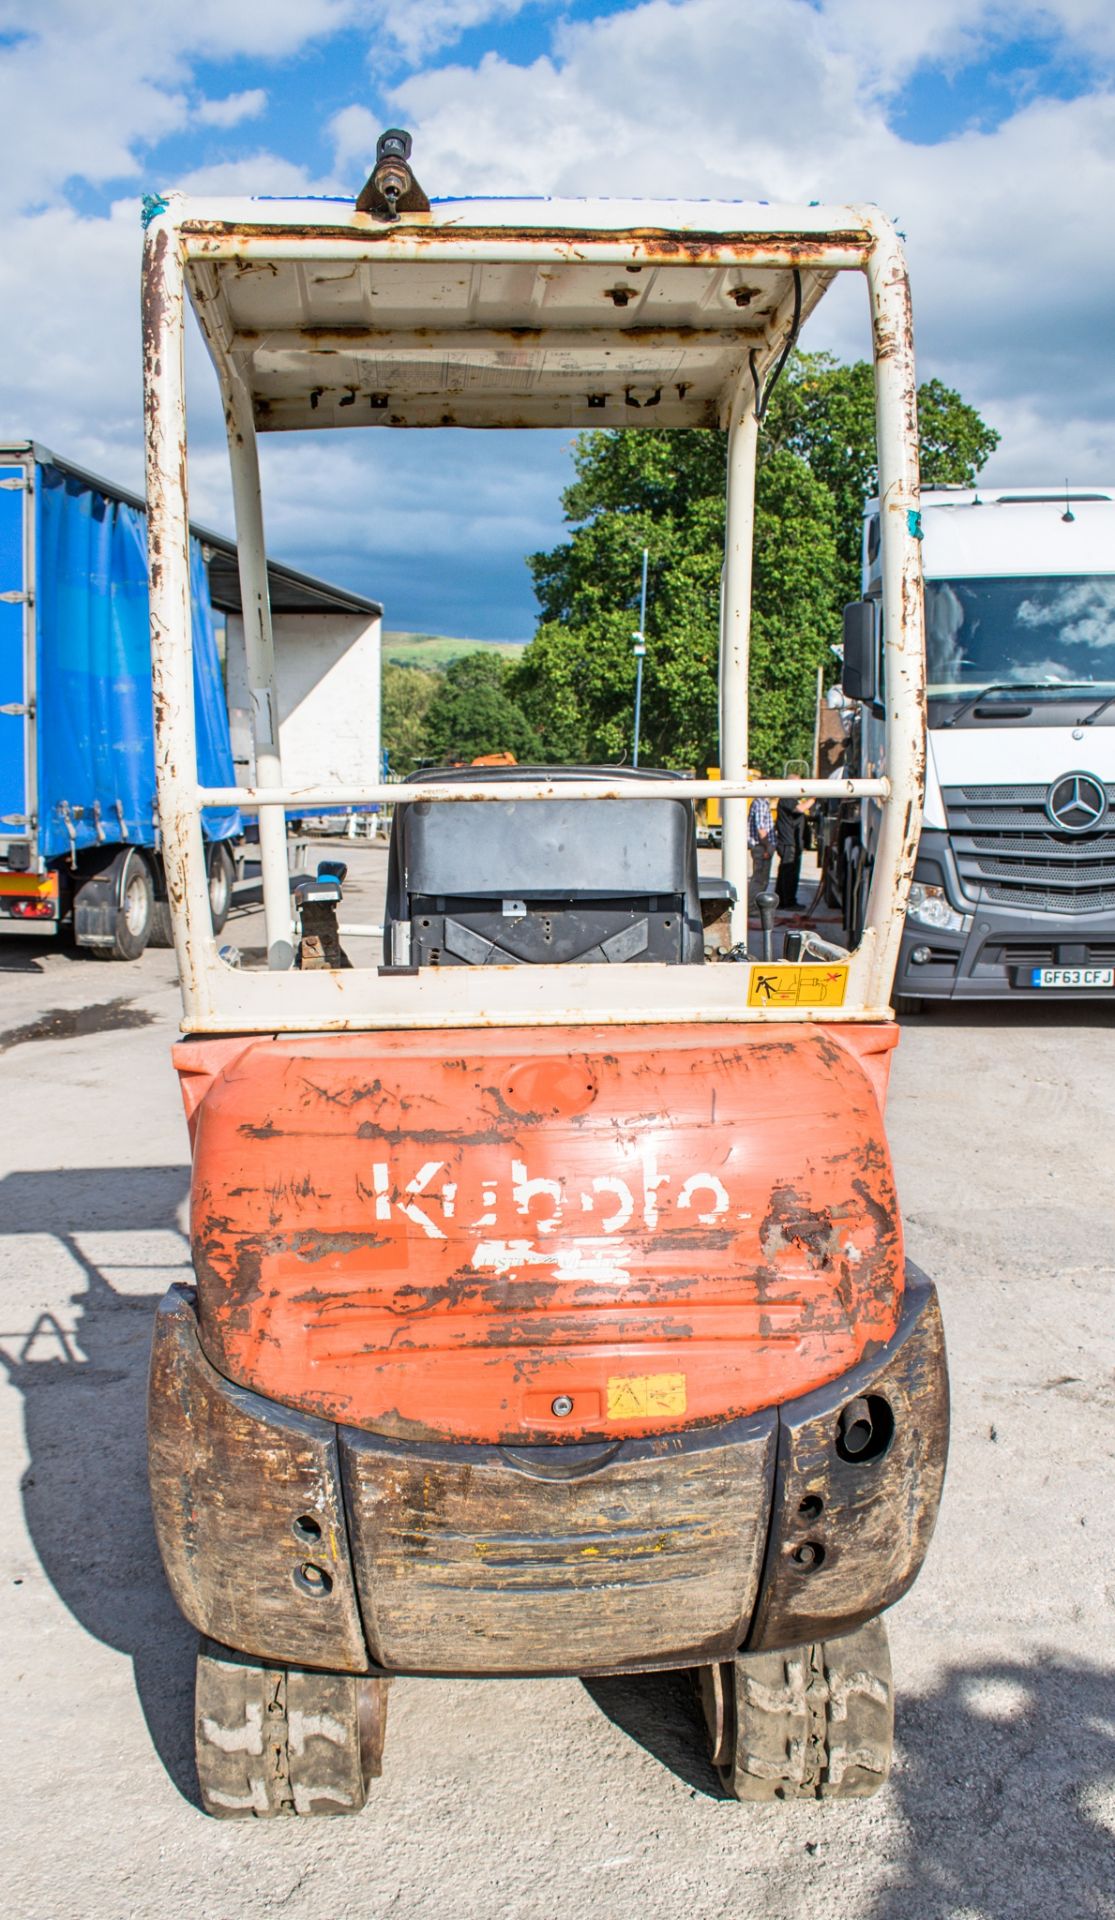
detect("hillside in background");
top-left (384, 631), bottom-right (526, 669)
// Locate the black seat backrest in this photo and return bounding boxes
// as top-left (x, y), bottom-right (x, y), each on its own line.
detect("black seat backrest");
top-left (384, 765), bottom-right (704, 966)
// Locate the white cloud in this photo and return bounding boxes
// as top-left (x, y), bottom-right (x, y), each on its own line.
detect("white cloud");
top-left (0, 6), bottom-right (357, 519)
top-left (0, 198), bottom-right (145, 482)
top-left (0, 1), bottom-right (360, 211)
top-left (181, 428), bottom-right (573, 636)
top-left (330, 103), bottom-right (382, 178)
top-left (172, 152), bottom-right (342, 196)
top-left (0, 0), bottom-right (357, 65)
top-left (1028, 0), bottom-right (1115, 63)
top-left (196, 88), bottom-right (267, 129)
top-left (814, 0), bottom-right (1013, 95)
top-left (3, 0), bottom-right (1115, 638)
top-left (391, 0), bottom-right (872, 200)
top-left (388, 0), bottom-right (1115, 480)
top-left (256, 431), bottom-right (566, 566)
top-left (364, 0), bottom-right (536, 66)
top-left (818, 0), bottom-right (1115, 93)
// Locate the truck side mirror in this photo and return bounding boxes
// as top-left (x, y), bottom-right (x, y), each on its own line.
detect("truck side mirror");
top-left (842, 601), bottom-right (878, 704)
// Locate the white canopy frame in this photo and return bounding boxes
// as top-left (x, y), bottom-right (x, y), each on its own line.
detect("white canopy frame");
top-left (142, 196), bottom-right (924, 1033)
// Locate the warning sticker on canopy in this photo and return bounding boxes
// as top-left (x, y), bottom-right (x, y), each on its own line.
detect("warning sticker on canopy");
top-left (747, 963), bottom-right (849, 1009)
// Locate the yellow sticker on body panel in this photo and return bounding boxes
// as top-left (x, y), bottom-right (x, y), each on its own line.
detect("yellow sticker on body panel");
top-left (747, 963), bottom-right (848, 1009)
top-left (607, 1372), bottom-right (687, 1420)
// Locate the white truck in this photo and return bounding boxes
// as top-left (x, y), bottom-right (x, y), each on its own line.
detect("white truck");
top-left (839, 486), bottom-right (1115, 1007)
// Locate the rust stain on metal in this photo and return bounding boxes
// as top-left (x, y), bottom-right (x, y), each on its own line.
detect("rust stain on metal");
top-left (759, 1187), bottom-right (837, 1269)
top-left (238, 322), bottom-right (748, 348)
top-left (181, 219), bottom-right (870, 261)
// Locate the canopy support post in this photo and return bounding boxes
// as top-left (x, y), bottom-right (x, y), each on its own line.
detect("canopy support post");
top-left (721, 389), bottom-right (759, 947)
top-left (225, 380), bottom-right (293, 969)
top-left (142, 213), bottom-right (215, 1023)
top-left (862, 233), bottom-right (926, 1009)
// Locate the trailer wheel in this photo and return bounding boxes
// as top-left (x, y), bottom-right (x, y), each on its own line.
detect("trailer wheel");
top-left (207, 842), bottom-right (234, 934)
top-left (88, 848), bottom-right (154, 961)
top-left (150, 844), bottom-right (235, 946)
top-left (149, 899), bottom-right (174, 948)
top-left (699, 1617), bottom-right (893, 1801)
top-left (195, 1640), bottom-right (390, 1819)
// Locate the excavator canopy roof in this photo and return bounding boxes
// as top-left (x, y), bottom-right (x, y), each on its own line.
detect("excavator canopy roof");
top-left (176, 193), bottom-right (880, 432)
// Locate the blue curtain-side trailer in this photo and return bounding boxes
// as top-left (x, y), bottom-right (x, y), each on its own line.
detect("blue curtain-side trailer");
top-left (0, 442), bottom-right (239, 959)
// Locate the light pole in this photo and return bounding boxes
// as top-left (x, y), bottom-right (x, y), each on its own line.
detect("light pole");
top-left (631, 547), bottom-right (649, 768)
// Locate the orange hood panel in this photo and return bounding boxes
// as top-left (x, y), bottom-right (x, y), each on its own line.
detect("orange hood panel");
top-left (178, 1022), bottom-right (903, 1444)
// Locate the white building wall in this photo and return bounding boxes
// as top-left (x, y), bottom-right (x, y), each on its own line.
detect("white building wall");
top-left (226, 608), bottom-right (382, 791)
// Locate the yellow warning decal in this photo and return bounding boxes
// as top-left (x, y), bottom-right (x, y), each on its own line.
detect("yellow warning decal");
top-left (607, 1372), bottom-right (687, 1420)
top-left (747, 963), bottom-right (848, 1010)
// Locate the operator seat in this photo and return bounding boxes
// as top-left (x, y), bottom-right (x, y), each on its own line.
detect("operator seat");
top-left (383, 765), bottom-right (719, 966)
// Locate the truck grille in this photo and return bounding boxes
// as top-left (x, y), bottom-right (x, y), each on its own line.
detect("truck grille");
top-left (942, 783), bottom-right (1115, 916)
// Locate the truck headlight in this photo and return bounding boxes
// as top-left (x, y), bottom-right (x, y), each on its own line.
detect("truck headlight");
top-left (906, 882), bottom-right (969, 934)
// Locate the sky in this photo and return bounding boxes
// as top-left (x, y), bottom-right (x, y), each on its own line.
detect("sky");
top-left (2, 1), bottom-right (1114, 639)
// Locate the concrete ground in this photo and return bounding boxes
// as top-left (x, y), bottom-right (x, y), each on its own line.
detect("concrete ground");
top-left (1, 852), bottom-right (1113, 1920)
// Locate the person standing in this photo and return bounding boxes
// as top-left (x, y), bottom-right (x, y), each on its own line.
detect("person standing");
top-left (748, 791), bottom-right (774, 898)
top-left (775, 792), bottom-right (805, 909)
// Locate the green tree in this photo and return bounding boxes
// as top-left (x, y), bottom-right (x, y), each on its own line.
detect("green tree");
top-left (513, 429), bottom-right (839, 774)
top-left (514, 354), bottom-right (999, 772)
top-left (381, 661), bottom-right (439, 776)
top-left (765, 352), bottom-right (1000, 603)
top-left (749, 448), bottom-right (841, 774)
top-left (422, 651), bottom-right (540, 764)
top-left (514, 434), bottom-right (726, 767)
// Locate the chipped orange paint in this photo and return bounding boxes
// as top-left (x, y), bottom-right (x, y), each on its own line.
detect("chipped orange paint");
top-left (175, 1021), bottom-right (903, 1445)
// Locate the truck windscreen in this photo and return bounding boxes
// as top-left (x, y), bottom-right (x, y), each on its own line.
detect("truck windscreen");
top-left (925, 574), bottom-right (1115, 694)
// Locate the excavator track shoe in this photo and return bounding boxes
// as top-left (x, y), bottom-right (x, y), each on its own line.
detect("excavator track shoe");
top-left (194, 1638), bottom-right (389, 1818)
top-left (700, 1615), bottom-right (893, 1801)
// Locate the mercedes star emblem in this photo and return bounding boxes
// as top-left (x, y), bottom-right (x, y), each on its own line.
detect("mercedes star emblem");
top-left (1046, 771), bottom-right (1107, 833)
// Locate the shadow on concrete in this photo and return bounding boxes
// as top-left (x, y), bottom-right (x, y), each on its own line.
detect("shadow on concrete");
top-left (0, 939), bottom-right (47, 971)
top-left (0, 931), bottom-right (97, 969)
top-left (897, 998), bottom-right (1115, 1032)
top-left (0, 1164), bottom-right (202, 1807)
top-left (588, 1650), bottom-right (1115, 1910)
top-left (582, 1668), bottom-right (727, 1799)
top-left (873, 1656), bottom-right (1115, 1919)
